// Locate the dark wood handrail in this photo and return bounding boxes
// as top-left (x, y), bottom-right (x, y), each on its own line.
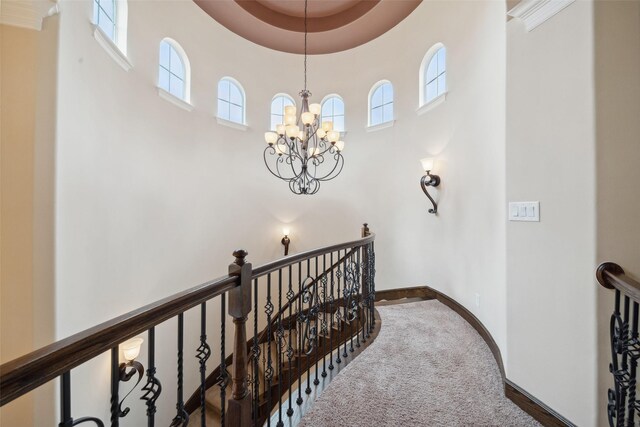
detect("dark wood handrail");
top-left (597, 262), bottom-right (640, 302)
top-left (0, 275), bottom-right (238, 406)
top-left (0, 232), bottom-right (375, 408)
top-left (251, 233), bottom-right (375, 278)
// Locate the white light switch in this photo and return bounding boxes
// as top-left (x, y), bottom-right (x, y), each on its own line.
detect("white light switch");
top-left (508, 201), bottom-right (540, 222)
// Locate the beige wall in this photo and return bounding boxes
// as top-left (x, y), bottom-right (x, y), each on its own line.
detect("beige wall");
top-left (1, 23), bottom-right (37, 427)
top-left (0, 17), bottom-right (58, 426)
top-left (506, 1), bottom-right (598, 425)
top-left (594, 0), bottom-right (640, 425)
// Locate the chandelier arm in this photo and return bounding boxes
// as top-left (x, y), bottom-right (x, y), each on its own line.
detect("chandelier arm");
top-left (285, 144), bottom-right (304, 178)
top-left (264, 147), bottom-right (298, 181)
top-left (276, 154), bottom-right (301, 181)
top-left (314, 153), bottom-right (344, 181)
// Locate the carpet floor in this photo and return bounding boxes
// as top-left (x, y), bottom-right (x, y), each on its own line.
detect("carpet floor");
top-left (298, 300), bottom-right (541, 427)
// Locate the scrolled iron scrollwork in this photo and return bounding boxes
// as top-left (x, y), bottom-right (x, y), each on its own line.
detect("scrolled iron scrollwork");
top-left (140, 367), bottom-right (162, 418)
top-left (117, 361), bottom-right (144, 418)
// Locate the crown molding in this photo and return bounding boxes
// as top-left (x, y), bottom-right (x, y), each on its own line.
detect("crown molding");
top-left (507, 0), bottom-right (575, 32)
top-left (0, 0), bottom-right (59, 31)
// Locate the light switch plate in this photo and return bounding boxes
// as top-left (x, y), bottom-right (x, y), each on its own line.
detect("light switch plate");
top-left (508, 201), bottom-right (540, 222)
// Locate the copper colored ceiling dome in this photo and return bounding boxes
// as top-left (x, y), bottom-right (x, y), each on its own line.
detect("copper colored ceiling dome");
top-left (194, 0), bottom-right (422, 54)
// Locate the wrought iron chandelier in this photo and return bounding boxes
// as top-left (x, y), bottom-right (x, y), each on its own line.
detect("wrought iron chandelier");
top-left (263, 0), bottom-right (345, 195)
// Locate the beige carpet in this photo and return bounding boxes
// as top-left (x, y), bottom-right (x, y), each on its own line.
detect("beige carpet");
top-left (298, 300), bottom-right (540, 427)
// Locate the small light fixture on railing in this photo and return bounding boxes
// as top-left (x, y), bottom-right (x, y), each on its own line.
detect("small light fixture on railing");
top-left (281, 227), bottom-right (291, 256)
top-left (117, 337), bottom-right (145, 418)
top-left (420, 158), bottom-right (441, 214)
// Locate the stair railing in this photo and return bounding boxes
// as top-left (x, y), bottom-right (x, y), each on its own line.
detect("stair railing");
top-left (597, 262), bottom-right (640, 427)
top-left (0, 224), bottom-right (376, 427)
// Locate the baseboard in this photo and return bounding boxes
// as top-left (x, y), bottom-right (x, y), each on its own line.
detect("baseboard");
top-left (505, 380), bottom-right (576, 427)
top-left (375, 285), bottom-right (574, 427)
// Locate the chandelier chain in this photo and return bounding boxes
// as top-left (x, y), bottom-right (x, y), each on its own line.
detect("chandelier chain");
top-left (304, 0), bottom-right (308, 91)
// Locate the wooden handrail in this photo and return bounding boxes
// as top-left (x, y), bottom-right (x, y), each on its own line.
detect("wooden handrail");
top-left (0, 275), bottom-right (238, 406)
top-left (251, 233), bottom-right (375, 278)
top-left (597, 262), bottom-right (640, 302)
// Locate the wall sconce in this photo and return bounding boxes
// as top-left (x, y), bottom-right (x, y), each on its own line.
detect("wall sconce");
top-left (420, 158), bottom-right (441, 214)
top-left (281, 227), bottom-right (291, 256)
top-left (117, 337), bottom-right (145, 417)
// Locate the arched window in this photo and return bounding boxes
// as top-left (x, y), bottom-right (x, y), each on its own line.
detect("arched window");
top-left (158, 38), bottom-right (190, 102)
top-left (270, 94), bottom-right (295, 130)
top-left (93, 0), bottom-right (128, 53)
top-left (420, 44), bottom-right (447, 107)
top-left (320, 95), bottom-right (345, 132)
top-left (217, 77), bottom-right (246, 125)
top-left (368, 81), bottom-right (394, 127)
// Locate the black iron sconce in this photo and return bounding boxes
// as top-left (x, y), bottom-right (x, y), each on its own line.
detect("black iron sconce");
top-left (116, 337), bottom-right (145, 418)
top-left (281, 227), bottom-right (291, 256)
top-left (420, 158), bottom-right (441, 214)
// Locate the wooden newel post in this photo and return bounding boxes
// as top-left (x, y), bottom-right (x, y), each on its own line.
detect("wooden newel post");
top-left (361, 223), bottom-right (370, 238)
top-left (228, 249), bottom-right (252, 427)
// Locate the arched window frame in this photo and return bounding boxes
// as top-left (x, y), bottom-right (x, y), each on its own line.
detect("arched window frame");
top-left (217, 77), bottom-right (247, 128)
top-left (418, 43), bottom-right (447, 113)
top-left (320, 94), bottom-right (346, 133)
top-left (157, 38), bottom-right (192, 111)
top-left (367, 80), bottom-right (394, 129)
top-left (92, 0), bottom-right (131, 70)
top-left (270, 93), bottom-right (296, 131)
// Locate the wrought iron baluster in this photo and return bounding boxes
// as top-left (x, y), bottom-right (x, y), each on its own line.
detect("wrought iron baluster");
top-left (170, 313), bottom-right (189, 426)
top-left (348, 250), bottom-right (355, 354)
top-left (141, 327), bottom-right (161, 427)
top-left (59, 371), bottom-right (105, 427)
top-left (356, 246), bottom-right (361, 348)
top-left (342, 251), bottom-right (349, 359)
top-left (286, 264), bottom-right (295, 416)
top-left (335, 249), bottom-right (342, 366)
top-left (220, 295), bottom-right (227, 427)
top-left (328, 250), bottom-right (335, 371)
top-left (196, 303), bottom-right (211, 427)
top-left (265, 273), bottom-right (274, 427)
top-left (321, 253), bottom-right (328, 378)
top-left (305, 258), bottom-right (313, 395)
top-left (609, 290), bottom-right (623, 427)
top-left (60, 371), bottom-right (74, 427)
top-left (296, 261), bottom-right (304, 406)
top-left (360, 245), bottom-right (368, 344)
top-left (276, 269), bottom-right (284, 427)
top-left (370, 242), bottom-right (376, 332)
top-left (627, 301), bottom-right (639, 426)
top-left (252, 278), bottom-right (260, 422)
top-left (110, 348), bottom-right (120, 427)
top-left (313, 256), bottom-right (320, 386)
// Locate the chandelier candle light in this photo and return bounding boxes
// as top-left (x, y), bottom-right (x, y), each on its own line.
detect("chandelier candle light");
top-left (263, 0), bottom-right (345, 195)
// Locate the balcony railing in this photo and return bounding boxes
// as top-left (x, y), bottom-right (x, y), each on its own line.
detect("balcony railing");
top-left (597, 262), bottom-right (640, 427)
top-left (0, 224), bottom-right (377, 427)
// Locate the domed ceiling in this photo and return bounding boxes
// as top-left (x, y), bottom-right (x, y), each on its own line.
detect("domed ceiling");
top-left (194, 0), bottom-right (422, 54)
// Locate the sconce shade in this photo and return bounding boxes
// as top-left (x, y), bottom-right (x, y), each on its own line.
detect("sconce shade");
top-left (121, 337), bottom-right (144, 361)
top-left (420, 157), bottom-right (434, 172)
top-left (282, 227), bottom-right (290, 236)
